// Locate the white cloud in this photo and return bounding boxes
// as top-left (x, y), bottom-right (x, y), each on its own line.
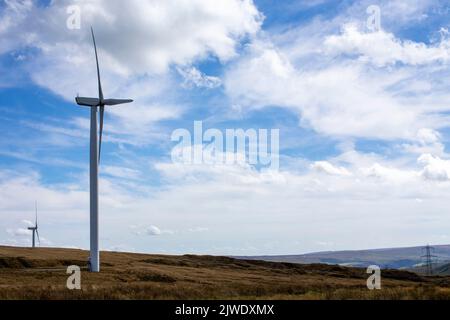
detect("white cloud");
top-left (361, 163), bottom-right (417, 184)
top-left (177, 66), bottom-right (222, 89)
top-left (0, 0), bottom-right (263, 139)
top-left (21, 219), bottom-right (33, 227)
top-left (311, 161), bottom-right (351, 176)
top-left (418, 154), bottom-right (450, 181)
top-left (225, 42), bottom-right (420, 139)
top-left (143, 225), bottom-right (161, 236)
top-left (378, 0), bottom-right (438, 27)
top-left (1, 0), bottom-right (262, 74)
top-left (2, 145), bottom-right (450, 254)
top-left (0, 0), bottom-right (33, 54)
top-left (7, 228), bottom-right (31, 237)
top-left (402, 128), bottom-right (445, 156)
top-left (224, 22), bottom-right (450, 140)
top-left (417, 128), bottom-right (442, 145)
top-left (131, 224), bottom-right (173, 236)
top-left (102, 166), bottom-right (141, 180)
top-left (324, 24), bottom-right (450, 66)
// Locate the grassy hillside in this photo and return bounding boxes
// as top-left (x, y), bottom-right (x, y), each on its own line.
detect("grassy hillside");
top-left (238, 245), bottom-right (450, 269)
top-left (1, 246), bottom-right (450, 300)
top-left (426, 263), bottom-right (450, 276)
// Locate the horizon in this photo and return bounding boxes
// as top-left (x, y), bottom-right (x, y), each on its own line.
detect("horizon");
top-left (2, 240), bottom-right (450, 258)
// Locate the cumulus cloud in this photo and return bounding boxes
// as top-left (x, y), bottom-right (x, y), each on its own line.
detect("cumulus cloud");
top-left (402, 128), bottom-right (445, 156)
top-left (21, 219), bottom-right (34, 227)
top-left (131, 224), bottom-right (174, 236)
top-left (225, 42), bottom-right (423, 139)
top-left (0, 0), bottom-right (262, 141)
top-left (417, 128), bottom-right (442, 145)
top-left (146, 225), bottom-right (162, 236)
top-left (1, 145), bottom-right (450, 254)
top-left (1, 0), bottom-right (262, 74)
top-left (418, 154), bottom-right (450, 181)
top-left (7, 228), bottom-right (31, 237)
top-left (361, 163), bottom-right (417, 184)
top-left (224, 23), bottom-right (450, 140)
top-left (311, 161), bottom-right (351, 176)
top-left (0, 0), bottom-right (33, 54)
top-left (324, 24), bottom-right (450, 66)
top-left (177, 66), bottom-right (222, 89)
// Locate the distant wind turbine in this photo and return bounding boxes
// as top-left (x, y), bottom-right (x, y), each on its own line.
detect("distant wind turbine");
top-left (28, 201), bottom-right (40, 248)
top-left (75, 27), bottom-right (133, 272)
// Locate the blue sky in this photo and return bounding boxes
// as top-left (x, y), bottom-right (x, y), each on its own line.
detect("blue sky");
top-left (1, 0), bottom-right (450, 255)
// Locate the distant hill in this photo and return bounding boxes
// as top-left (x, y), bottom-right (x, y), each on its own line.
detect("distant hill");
top-left (237, 245), bottom-right (450, 269)
top-left (413, 262), bottom-right (450, 276)
top-left (434, 263), bottom-right (450, 275)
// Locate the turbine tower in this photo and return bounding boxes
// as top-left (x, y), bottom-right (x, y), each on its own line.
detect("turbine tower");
top-left (28, 201), bottom-right (40, 248)
top-left (75, 28), bottom-right (133, 272)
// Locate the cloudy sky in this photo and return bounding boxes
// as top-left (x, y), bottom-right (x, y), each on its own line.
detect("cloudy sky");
top-left (1, 0), bottom-right (450, 255)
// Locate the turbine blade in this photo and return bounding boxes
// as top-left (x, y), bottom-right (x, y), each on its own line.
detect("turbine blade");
top-left (91, 27), bottom-right (103, 102)
top-left (35, 201), bottom-right (38, 228)
top-left (99, 105), bottom-right (104, 163)
top-left (36, 229), bottom-right (40, 246)
top-left (103, 99), bottom-right (134, 106)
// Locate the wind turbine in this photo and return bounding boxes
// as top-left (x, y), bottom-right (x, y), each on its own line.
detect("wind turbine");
top-left (28, 201), bottom-right (40, 248)
top-left (75, 27), bottom-right (133, 272)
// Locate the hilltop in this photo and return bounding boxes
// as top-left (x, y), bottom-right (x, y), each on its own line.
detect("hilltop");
top-left (1, 246), bottom-right (450, 299)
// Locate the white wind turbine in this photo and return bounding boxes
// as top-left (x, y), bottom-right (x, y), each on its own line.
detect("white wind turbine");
top-left (28, 201), bottom-right (40, 248)
top-left (75, 27), bottom-right (133, 272)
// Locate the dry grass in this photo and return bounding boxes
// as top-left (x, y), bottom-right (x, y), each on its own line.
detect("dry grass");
top-left (0, 246), bottom-right (449, 300)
